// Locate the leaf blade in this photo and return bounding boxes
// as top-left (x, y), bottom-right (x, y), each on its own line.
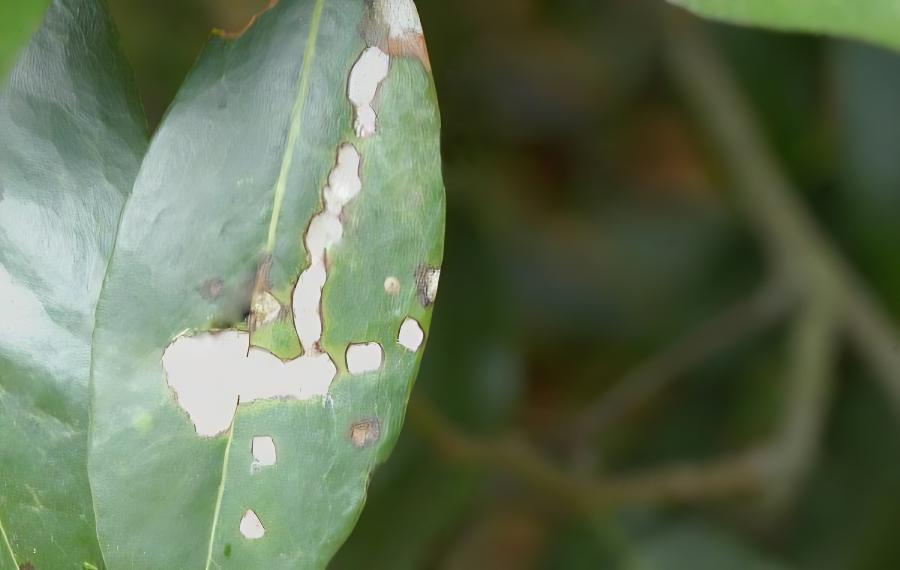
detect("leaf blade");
top-left (669, 0), bottom-right (900, 51)
top-left (89, 0), bottom-right (444, 568)
top-left (0, 0), bottom-right (148, 567)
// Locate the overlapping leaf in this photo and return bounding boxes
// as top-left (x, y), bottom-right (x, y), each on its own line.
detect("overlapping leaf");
top-left (0, 0), bottom-right (148, 568)
top-left (669, 0), bottom-right (900, 51)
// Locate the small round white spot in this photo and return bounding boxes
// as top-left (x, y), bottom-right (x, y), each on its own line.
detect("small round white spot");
top-left (240, 509), bottom-right (265, 539)
top-left (398, 318), bottom-right (424, 352)
top-left (384, 276), bottom-right (401, 295)
top-left (346, 343), bottom-right (384, 374)
top-left (251, 436), bottom-right (277, 468)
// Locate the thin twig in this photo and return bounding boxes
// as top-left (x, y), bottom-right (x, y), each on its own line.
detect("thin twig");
top-left (663, 10), bottom-right (900, 414)
top-left (763, 290), bottom-right (840, 513)
top-left (409, 397), bottom-right (767, 511)
top-left (574, 278), bottom-right (792, 440)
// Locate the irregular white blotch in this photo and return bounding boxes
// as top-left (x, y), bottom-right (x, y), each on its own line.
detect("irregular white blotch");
top-left (398, 318), bottom-right (424, 352)
top-left (384, 276), bottom-right (401, 295)
top-left (251, 291), bottom-right (281, 325)
top-left (164, 145), bottom-right (364, 438)
top-left (240, 509), bottom-right (265, 539)
top-left (375, 0), bottom-right (423, 38)
top-left (163, 332), bottom-right (337, 437)
top-left (293, 144), bottom-right (361, 350)
top-left (348, 47), bottom-right (391, 138)
top-left (251, 436), bottom-right (277, 468)
top-left (346, 343), bottom-right (384, 375)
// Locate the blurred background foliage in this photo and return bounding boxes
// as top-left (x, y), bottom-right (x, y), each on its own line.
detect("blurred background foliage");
top-left (104, 0), bottom-right (900, 567)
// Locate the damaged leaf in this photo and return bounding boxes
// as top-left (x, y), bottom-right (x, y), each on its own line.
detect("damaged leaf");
top-left (88, 0), bottom-right (444, 568)
top-left (0, 0), bottom-right (148, 568)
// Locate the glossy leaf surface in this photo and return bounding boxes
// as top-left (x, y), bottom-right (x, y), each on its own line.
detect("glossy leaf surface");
top-left (0, 0), bottom-right (147, 568)
top-left (669, 0), bottom-right (900, 52)
top-left (88, 0), bottom-right (444, 568)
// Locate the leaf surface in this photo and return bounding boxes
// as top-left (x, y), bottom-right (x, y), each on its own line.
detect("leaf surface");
top-left (88, 0), bottom-right (444, 568)
top-left (0, 0), bottom-right (148, 568)
top-left (669, 0), bottom-right (900, 51)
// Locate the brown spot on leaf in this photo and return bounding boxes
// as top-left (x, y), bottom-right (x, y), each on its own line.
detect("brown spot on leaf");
top-left (415, 264), bottom-right (440, 306)
top-left (361, 0), bottom-right (432, 72)
top-left (350, 418), bottom-right (381, 448)
top-left (19, 562), bottom-right (35, 570)
top-left (387, 33), bottom-right (431, 72)
top-left (199, 277), bottom-right (225, 300)
top-left (212, 0), bottom-right (279, 40)
top-left (248, 256), bottom-right (273, 331)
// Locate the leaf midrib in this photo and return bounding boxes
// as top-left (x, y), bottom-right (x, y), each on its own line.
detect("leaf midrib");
top-left (0, 512), bottom-right (17, 568)
top-left (265, 0), bottom-right (328, 254)
top-left (203, 1), bottom-right (327, 566)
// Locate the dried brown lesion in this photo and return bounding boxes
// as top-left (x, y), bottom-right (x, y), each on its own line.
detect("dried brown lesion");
top-left (415, 264), bottom-right (441, 307)
top-left (249, 255), bottom-right (276, 332)
top-left (361, 0), bottom-right (432, 72)
top-left (350, 418), bottom-right (381, 448)
top-left (386, 34), bottom-right (431, 72)
top-left (211, 0), bottom-right (280, 40)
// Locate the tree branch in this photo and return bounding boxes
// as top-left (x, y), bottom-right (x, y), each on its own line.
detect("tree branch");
top-left (574, 279), bottom-right (792, 441)
top-left (409, 397), bottom-right (767, 511)
top-left (663, 11), bottom-right (900, 414)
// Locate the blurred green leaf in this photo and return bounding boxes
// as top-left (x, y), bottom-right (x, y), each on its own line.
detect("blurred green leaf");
top-left (0, 0), bottom-right (49, 83)
top-left (669, 0), bottom-right (900, 52)
top-left (0, 0), bottom-right (147, 567)
top-left (635, 520), bottom-right (790, 570)
top-left (88, 0), bottom-right (444, 568)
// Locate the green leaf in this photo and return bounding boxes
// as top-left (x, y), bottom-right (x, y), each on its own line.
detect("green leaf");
top-left (668, 0), bottom-right (900, 52)
top-left (0, 0), bottom-right (50, 84)
top-left (0, 0), bottom-right (148, 568)
top-left (88, 0), bottom-right (444, 567)
top-left (634, 520), bottom-right (791, 570)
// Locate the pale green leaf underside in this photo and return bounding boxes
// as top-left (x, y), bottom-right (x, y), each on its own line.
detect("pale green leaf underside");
top-left (669, 0), bottom-right (900, 52)
top-left (88, 0), bottom-right (444, 568)
top-left (0, 0), bottom-right (148, 568)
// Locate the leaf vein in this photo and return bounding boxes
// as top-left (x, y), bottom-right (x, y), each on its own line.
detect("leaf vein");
top-left (204, 421), bottom-right (236, 570)
top-left (0, 512), bottom-right (18, 568)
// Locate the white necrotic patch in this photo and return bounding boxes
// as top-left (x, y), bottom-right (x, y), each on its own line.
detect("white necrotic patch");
top-left (348, 47), bottom-right (390, 138)
top-left (425, 269), bottom-right (440, 302)
top-left (163, 145), bottom-right (364, 438)
top-left (163, 332), bottom-right (337, 437)
top-left (251, 436), bottom-right (277, 468)
top-left (398, 318), bottom-right (424, 352)
top-left (240, 509), bottom-right (266, 539)
top-left (346, 342), bottom-right (384, 374)
top-left (251, 291), bottom-right (282, 325)
top-left (293, 144), bottom-right (361, 350)
top-left (384, 276), bottom-right (401, 295)
top-left (375, 0), bottom-right (423, 38)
